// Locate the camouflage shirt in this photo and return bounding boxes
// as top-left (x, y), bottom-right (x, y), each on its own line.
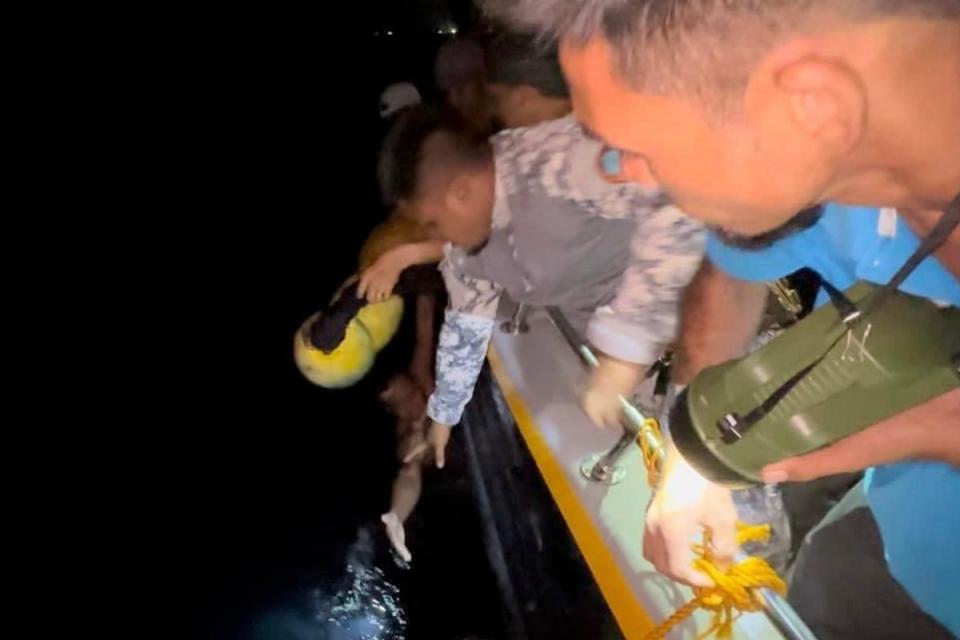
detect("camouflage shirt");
top-left (427, 116), bottom-right (705, 426)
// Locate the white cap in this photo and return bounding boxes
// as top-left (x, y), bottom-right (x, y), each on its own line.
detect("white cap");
top-left (379, 82), bottom-right (422, 119)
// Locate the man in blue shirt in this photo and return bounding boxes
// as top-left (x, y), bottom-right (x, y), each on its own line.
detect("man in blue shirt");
top-left (702, 204), bottom-right (959, 637)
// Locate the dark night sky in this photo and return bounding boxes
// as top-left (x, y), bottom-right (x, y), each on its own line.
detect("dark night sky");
top-left (369, 0), bottom-right (475, 31)
top-left (160, 3), bottom-right (503, 637)
top-left (173, 0), bottom-right (483, 490)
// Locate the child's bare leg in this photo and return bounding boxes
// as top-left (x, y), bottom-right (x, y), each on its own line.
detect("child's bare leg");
top-left (381, 462), bottom-right (422, 562)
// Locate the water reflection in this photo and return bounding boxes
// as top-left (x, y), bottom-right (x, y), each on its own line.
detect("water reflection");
top-left (247, 527), bottom-right (406, 640)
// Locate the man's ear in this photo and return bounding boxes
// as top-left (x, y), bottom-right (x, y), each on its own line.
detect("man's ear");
top-left (771, 56), bottom-right (866, 153)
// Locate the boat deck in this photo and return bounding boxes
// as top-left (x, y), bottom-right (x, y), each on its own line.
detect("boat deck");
top-left (486, 303), bottom-right (788, 640)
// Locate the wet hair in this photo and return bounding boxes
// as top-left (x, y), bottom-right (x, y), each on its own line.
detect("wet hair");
top-left (481, 0), bottom-right (960, 104)
top-left (486, 32), bottom-right (569, 98)
top-left (378, 104), bottom-right (489, 207)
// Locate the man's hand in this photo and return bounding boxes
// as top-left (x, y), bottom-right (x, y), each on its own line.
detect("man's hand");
top-left (762, 388), bottom-right (960, 483)
top-left (582, 356), bottom-right (644, 428)
top-left (643, 444), bottom-right (738, 587)
top-left (358, 248), bottom-right (408, 302)
top-left (404, 420), bottom-right (453, 469)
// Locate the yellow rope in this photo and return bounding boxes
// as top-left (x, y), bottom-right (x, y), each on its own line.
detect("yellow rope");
top-left (636, 417), bottom-right (664, 487)
top-left (641, 524), bottom-right (788, 640)
top-left (633, 417), bottom-right (787, 639)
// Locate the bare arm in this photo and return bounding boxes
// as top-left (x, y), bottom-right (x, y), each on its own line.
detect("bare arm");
top-left (764, 387), bottom-right (960, 482)
top-left (358, 240), bottom-right (446, 302)
top-left (399, 240), bottom-right (445, 266)
top-left (673, 259), bottom-right (768, 385)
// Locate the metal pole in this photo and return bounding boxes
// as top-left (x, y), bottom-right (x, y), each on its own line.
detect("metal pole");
top-left (501, 303), bottom-right (530, 334)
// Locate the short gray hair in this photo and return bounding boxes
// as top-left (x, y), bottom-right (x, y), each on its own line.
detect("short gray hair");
top-left (481, 0), bottom-right (960, 100)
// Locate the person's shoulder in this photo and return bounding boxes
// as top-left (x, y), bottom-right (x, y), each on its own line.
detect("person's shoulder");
top-left (491, 116), bottom-right (576, 199)
top-left (492, 114), bottom-right (580, 154)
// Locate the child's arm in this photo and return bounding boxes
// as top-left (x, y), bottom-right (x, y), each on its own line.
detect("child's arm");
top-left (358, 240), bottom-right (445, 302)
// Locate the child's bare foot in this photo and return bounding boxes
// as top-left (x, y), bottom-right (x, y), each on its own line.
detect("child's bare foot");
top-left (381, 512), bottom-right (412, 563)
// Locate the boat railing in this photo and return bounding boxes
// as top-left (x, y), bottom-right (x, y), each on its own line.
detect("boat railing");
top-left (502, 303), bottom-right (818, 640)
